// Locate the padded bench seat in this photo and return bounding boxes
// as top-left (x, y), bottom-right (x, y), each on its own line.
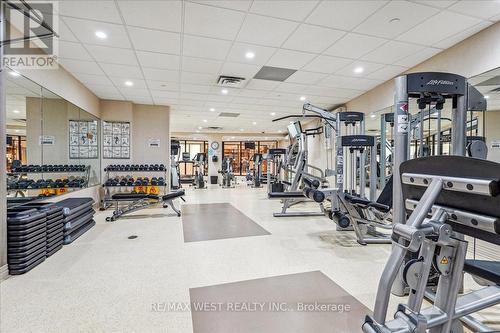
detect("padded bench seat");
top-left (344, 193), bottom-right (390, 213)
top-left (268, 191), bottom-right (304, 199)
top-left (111, 193), bottom-right (160, 201)
top-left (464, 259), bottom-right (500, 285)
top-left (162, 190), bottom-right (185, 201)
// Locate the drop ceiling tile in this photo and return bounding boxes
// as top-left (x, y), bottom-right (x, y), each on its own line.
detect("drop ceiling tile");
top-left (183, 35), bottom-right (232, 60)
top-left (237, 14), bottom-right (299, 47)
top-left (285, 71), bottom-right (328, 85)
top-left (128, 27), bottom-right (181, 54)
top-left (394, 47), bottom-right (442, 67)
top-left (58, 19), bottom-right (78, 42)
top-left (85, 84), bottom-right (121, 96)
top-left (142, 68), bottom-right (179, 82)
top-left (324, 33), bottom-right (387, 59)
top-left (413, 1), bottom-right (457, 9)
top-left (245, 79), bottom-right (281, 91)
top-left (335, 61), bottom-right (385, 76)
top-left (136, 51), bottom-right (179, 70)
top-left (121, 89), bottom-right (151, 98)
top-left (118, 1), bottom-right (182, 32)
top-left (184, 2), bottom-right (245, 40)
top-left (100, 63), bottom-right (144, 79)
top-left (59, 58), bottom-right (104, 75)
top-left (282, 24), bottom-right (345, 53)
top-left (191, 1), bottom-right (252, 11)
top-left (366, 65), bottom-right (408, 80)
top-left (238, 89), bottom-right (269, 98)
top-left (227, 43), bottom-right (277, 65)
top-left (302, 55), bottom-right (352, 74)
top-left (431, 21), bottom-right (492, 49)
top-left (361, 41), bottom-right (425, 64)
top-left (354, 1), bottom-right (439, 39)
top-left (86, 45), bottom-right (138, 65)
top-left (58, 41), bottom-right (93, 61)
top-left (306, 1), bottom-right (387, 31)
top-left (182, 57), bottom-right (222, 74)
top-left (266, 49), bottom-right (316, 70)
top-left (250, 1), bottom-right (319, 21)
top-left (275, 82), bottom-right (310, 94)
top-left (73, 73), bottom-right (113, 86)
top-left (59, 1), bottom-right (121, 23)
top-left (111, 78), bottom-right (148, 90)
top-left (396, 11), bottom-right (483, 46)
top-left (448, 1), bottom-right (500, 20)
top-left (151, 90), bottom-right (180, 99)
top-left (181, 84), bottom-right (211, 94)
top-left (131, 97), bottom-right (154, 105)
top-left (63, 17), bottom-right (131, 48)
top-left (152, 96), bottom-right (178, 105)
top-left (181, 72), bottom-right (218, 85)
top-left (318, 75), bottom-right (382, 90)
top-left (220, 62), bottom-right (261, 79)
top-left (147, 80), bottom-right (180, 91)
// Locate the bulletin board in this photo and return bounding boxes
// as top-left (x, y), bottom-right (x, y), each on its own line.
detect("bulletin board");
top-left (69, 120), bottom-right (99, 159)
top-left (102, 121), bottom-right (130, 159)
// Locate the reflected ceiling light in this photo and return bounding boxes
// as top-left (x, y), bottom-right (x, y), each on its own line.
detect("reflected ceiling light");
top-left (203, 119), bottom-right (208, 123)
top-left (209, 108), bottom-right (215, 112)
top-left (485, 95), bottom-right (490, 99)
top-left (354, 67), bottom-right (364, 74)
top-left (198, 126), bottom-right (202, 130)
top-left (196, 130), bottom-right (200, 133)
top-left (13, 110), bottom-right (20, 114)
top-left (245, 51), bottom-right (255, 59)
top-left (95, 31), bottom-right (107, 39)
top-left (270, 112), bottom-right (276, 116)
top-left (240, 128), bottom-right (244, 131)
top-left (252, 121), bottom-right (257, 125)
top-left (9, 71), bottom-right (20, 77)
top-left (370, 114), bottom-right (376, 118)
top-left (15, 129), bottom-right (20, 133)
top-left (300, 96), bottom-right (306, 101)
top-left (221, 89), bottom-right (228, 95)
top-left (124, 80), bottom-right (134, 87)
top-left (231, 136), bottom-right (235, 139)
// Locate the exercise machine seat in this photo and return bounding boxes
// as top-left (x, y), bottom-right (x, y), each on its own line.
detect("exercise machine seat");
top-left (268, 191), bottom-right (304, 199)
top-left (344, 193), bottom-right (390, 213)
top-left (464, 260), bottom-right (500, 285)
top-left (111, 193), bottom-right (159, 200)
top-left (162, 190), bottom-right (185, 201)
top-left (376, 175), bottom-right (393, 208)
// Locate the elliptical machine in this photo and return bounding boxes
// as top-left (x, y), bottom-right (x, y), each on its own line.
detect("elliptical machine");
top-left (170, 140), bottom-right (181, 190)
top-left (193, 153), bottom-right (206, 189)
top-left (220, 155), bottom-right (235, 188)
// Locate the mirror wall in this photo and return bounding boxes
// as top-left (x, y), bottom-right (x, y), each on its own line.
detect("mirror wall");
top-left (6, 70), bottom-right (101, 200)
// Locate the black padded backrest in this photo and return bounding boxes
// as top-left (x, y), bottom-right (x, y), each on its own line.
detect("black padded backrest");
top-left (400, 156), bottom-right (500, 242)
top-left (376, 175), bottom-right (393, 208)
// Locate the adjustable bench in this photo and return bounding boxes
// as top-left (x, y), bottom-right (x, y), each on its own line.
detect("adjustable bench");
top-left (268, 183), bottom-right (327, 217)
top-left (106, 190), bottom-right (185, 222)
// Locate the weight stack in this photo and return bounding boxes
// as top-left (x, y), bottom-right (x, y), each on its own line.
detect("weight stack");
top-left (53, 198), bottom-right (96, 245)
top-left (7, 208), bottom-right (47, 275)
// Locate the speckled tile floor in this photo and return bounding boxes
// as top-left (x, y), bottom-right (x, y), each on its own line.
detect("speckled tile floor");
top-left (0, 185), bottom-right (498, 332)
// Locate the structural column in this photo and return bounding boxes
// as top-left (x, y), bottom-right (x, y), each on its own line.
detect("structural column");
top-left (0, 2), bottom-right (8, 279)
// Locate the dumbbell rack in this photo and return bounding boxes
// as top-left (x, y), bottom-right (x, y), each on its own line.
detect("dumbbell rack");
top-left (7, 166), bottom-right (91, 198)
top-left (100, 166), bottom-right (168, 210)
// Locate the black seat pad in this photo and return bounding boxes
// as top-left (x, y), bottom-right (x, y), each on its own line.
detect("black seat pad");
top-left (112, 193), bottom-right (159, 200)
top-left (162, 190), bottom-right (185, 201)
top-left (268, 191), bottom-right (304, 199)
top-left (344, 193), bottom-right (390, 213)
top-left (464, 259), bottom-right (500, 285)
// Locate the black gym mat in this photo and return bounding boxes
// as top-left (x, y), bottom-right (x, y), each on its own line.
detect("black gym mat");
top-left (63, 211), bottom-right (94, 232)
top-left (63, 220), bottom-right (95, 245)
top-left (53, 198), bottom-right (94, 216)
top-left (62, 206), bottom-right (94, 223)
top-left (181, 203), bottom-right (270, 242)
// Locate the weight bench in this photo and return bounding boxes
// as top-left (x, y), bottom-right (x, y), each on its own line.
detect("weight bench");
top-left (333, 176), bottom-right (393, 245)
top-left (268, 180), bottom-right (326, 217)
top-left (106, 190), bottom-right (185, 222)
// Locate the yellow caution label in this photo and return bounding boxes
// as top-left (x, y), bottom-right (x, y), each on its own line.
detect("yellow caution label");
top-left (440, 256), bottom-right (449, 265)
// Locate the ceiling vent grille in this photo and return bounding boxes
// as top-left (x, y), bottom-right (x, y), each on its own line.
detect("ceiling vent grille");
top-left (254, 66), bottom-right (296, 81)
top-left (218, 112), bottom-right (240, 118)
top-left (217, 75), bottom-right (246, 88)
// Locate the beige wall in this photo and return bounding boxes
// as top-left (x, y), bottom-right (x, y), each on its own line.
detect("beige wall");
top-left (346, 21), bottom-right (500, 113)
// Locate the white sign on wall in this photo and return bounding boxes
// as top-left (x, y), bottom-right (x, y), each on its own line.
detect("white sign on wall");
top-left (491, 140), bottom-right (500, 149)
top-left (148, 138), bottom-right (160, 148)
top-left (39, 135), bottom-right (55, 145)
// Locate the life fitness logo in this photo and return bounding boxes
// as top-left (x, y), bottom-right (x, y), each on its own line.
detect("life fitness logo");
top-left (426, 80), bottom-right (454, 86)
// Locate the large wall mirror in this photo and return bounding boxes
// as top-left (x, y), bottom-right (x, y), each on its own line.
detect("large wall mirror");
top-left (6, 70), bottom-right (101, 201)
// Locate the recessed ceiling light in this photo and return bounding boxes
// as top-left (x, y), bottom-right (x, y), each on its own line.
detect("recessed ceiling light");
top-left (252, 121), bottom-right (257, 125)
top-left (95, 31), bottom-right (107, 39)
top-left (198, 126), bottom-right (202, 130)
top-left (245, 51), bottom-right (255, 59)
top-left (485, 95), bottom-right (490, 99)
top-left (13, 110), bottom-right (20, 114)
top-left (9, 71), bottom-right (20, 77)
top-left (124, 80), bottom-right (134, 87)
top-left (221, 89), bottom-right (228, 95)
top-left (270, 112), bottom-right (276, 116)
top-left (15, 129), bottom-right (20, 133)
top-left (203, 119), bottom-right (208, 123)
top-left (231, 136), bottom-right (235, 139)
top-left (354, 67), bottom-right (364, 74)
top-left (209, 108), bottom-right (215, 112)
top-left (370, 114), bottom-right (376, 118)
top-left (196, 130), bottom-right (200, 133)
top-left (300, 96), bottom-right (306, 101)
top-left (389, 18), bottom-right (400, 24)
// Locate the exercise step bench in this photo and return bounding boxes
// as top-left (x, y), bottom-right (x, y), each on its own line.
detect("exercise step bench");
top-left (106, 190), bottom-right (185, 222)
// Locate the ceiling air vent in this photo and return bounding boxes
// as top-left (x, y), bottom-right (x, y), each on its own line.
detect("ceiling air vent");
top-left (254, 66), bottom-right (296, 81)
top-left (217, 75), bottom-right (245, 88)
top-left (218, 112), bottom-right (240, 118)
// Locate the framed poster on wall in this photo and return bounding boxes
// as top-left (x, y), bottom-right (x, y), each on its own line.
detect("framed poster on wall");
top-left (69, 120), bottom-right (99, 159)
top-left (103, 120), bottom-right (130, 159)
